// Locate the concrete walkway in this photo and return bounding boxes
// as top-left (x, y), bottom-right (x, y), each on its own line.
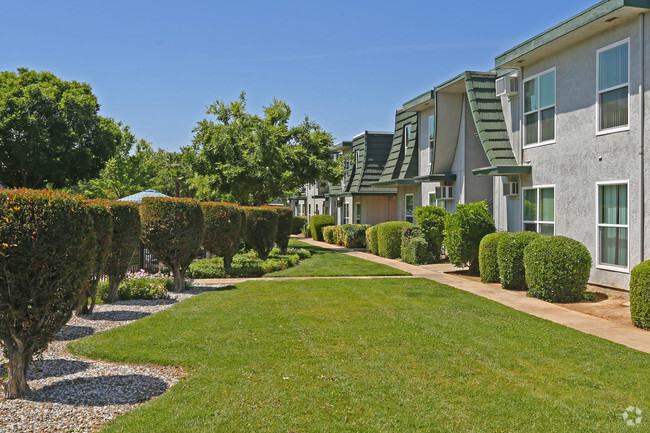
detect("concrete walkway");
top-left (283, 236), bottom-right (650, 355)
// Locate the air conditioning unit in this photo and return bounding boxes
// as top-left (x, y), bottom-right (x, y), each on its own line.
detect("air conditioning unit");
top-left (435, 186), bottom-right (454, 200)
top-left (495, 76), bottom-right (519, 97)
top-left (505, 181), bottom-right (519, 197)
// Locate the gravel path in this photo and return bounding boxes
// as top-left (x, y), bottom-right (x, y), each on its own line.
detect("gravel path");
top-left (0, 285), bottom-right (228, 432)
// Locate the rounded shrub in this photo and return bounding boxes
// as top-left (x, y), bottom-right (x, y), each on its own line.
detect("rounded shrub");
top-left (523, 236), bottom-right (592, 303)
top-left (496, 232), bottom-right (542, 290)
top-left (302, 223), bottom-right (311, 238)
top-left (201, 202), bottom-right (245, 269)
top-left (322, 225), bottom-right (337, 244)
top-left (376, 221), bottom-right (413, 259)
top-left (415, 205), bottom-right (449, 262)
top-left (0, 189), bottom-right (95, 398)
top-left (340, 224), bottom-right (371, 248)
top-left (243, 207), bottom-right (279, 260)
top-left (334, 225), bottom-right (344, 246)
top-left (105, 201), bottom-right (141, 303)
top-left (444, 201), bottom-right (495, 274)
top-left (292, 216), bottom-right (307, 234)
top-left (310, 214), bottom-right (335, 241)
top-left (401, 227), bottom-right (434, 265)
top-left (141, 197), bottom-right (205, 291)
top-left (478, 232), bottom-right (509, 283)
top-left (366, 225), bottom-right (379, 255)
top-left (630, 261), bottom-right (650, 329)
top-left (267, 206), bottom-right (293, 254)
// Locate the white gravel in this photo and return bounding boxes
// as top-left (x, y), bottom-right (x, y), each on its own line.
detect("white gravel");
top-left (0, 285), bottom-right (228, 432)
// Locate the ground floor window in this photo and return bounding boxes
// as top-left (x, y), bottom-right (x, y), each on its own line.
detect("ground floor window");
top-left (523, 186), bottom-right (554, 235)
top-left (315, 204), bottom-right (319, 215)
top-left (344, 202), bottom-right (350, 224)
top-left (324, 205), bottom-right (329, 215)
top-left (405, 194), bottom-right (414, 223)
top-left (308, 204), bottom-right (312, 217)
top-left (355, 202), bottom-right (361, 224)
top-left (428, 192), bottom-right (444, 208)
top-left (597, 182), bottom-right (628, 269)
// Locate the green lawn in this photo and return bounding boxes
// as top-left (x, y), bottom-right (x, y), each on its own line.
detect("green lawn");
top-left (267, 239), bottom-right (409, 277)
top-left (69, 278), bottom-right (650, 432)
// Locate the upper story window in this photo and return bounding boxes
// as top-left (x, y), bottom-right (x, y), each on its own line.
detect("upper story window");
top-left (597, 39), bottom-right (629, 133)
top-left (403, 124), bottom-right (412, 151)
top-left (355, 150), bottom-right (360, 165)
top-left (524, 68), bottom-right (555, 147)
top-left (428, 115), bottom-right (435, 166)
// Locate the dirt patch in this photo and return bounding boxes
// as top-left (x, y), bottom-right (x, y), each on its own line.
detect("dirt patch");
top-left (445, 270), bottom-right (634, 329)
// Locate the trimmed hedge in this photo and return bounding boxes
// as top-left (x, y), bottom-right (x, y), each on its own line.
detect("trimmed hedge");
top-left (334, 226), bottom-right (344, 246)
top-left (523, 236), bottom-right (592, 303)
top-left (105, 201), bottom-right (141, 303)
top-left (401, 227), bottom-right (434, 265)
top-left (322, 225), bottom-right (336, 244)
top-left (310, 214), bottom-right (335, 241)
top-left (630, 261), bottom-right (650, 329)
top-left (201, 202), bottom-right (245, 269)
top-left (496, 232), bottom-right (542, 290)
top-left (444, 202), bottom-right (495, 274)
top-left (376, 221), bottom-right (413, 259)
top-left (0, 189), bottom-right (95, 398)
top-left (479, 232), bottom-right (508, 283)
top-left (415, 205), bottom-right (448, 262)
top-left (292, 216), bottom-right (307, 235)
top-left (366, 225), bottom-right (379, 255)
top-left (340, 224), bottom-right (371, 248)
top-left (141, 197), bottom-right (205, 291)
top-left (264, 206), bottom-right (293, 254)
top-left (243, 207), bottom-right (279, 260)
top-left (302, 223), bottom-right (311, 238)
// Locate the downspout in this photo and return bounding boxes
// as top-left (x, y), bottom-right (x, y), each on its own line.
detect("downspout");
top-left (518, 66), bottom-right (524, 167)
top-left (640, 13), bottom-right (646, 262)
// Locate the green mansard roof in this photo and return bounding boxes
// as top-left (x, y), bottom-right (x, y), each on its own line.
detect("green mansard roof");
top-left (377, 110), bottom-right (419, 184)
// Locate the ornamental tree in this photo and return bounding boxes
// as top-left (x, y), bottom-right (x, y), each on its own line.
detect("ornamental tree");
top-left (243, 207), bottom-right (278, 260)
top-left (190, 92), bottom-right (342, 205)
top-left (0, 68), bottom-right (121, 188)
top-left (105, 202), bottom-right (141, 303)
top-left (263, 206), bottom-right (292, 254)
top-left (0, 189), bottom-right (94, 398)
top-left (444, 201), bottom-right (496, 274)
top-left (201, 202), bottom-right (245, 269)
top-left (140, 197), bottom-right (204, 290)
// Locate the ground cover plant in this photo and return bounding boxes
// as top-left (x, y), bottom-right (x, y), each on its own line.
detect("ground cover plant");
top-left (187, 247), bottom-right (309, 278)
top-left (70, 277), bottom-right (650, 432)
top-left (97, 270), bottom-right (176, 301)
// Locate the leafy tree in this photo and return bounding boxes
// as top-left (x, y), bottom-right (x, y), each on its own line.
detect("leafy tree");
top-left (444, 202), bottom-right (496, 274)
top-left (190, 92), bottom-right (341, 205)
top-left (0, 68), bottom-right (121, 188)
top-left (202, 202), bottom-right (245, 269)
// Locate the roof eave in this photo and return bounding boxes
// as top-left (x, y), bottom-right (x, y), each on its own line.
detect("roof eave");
top-left (472, 165), bottom-right (532, 177)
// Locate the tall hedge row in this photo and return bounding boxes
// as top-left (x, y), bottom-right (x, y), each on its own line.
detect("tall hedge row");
top-left (264, 206), bottom-right (293, 254)
top-left (105, 201), bottom-right (141, 302)
top-left (366, 225), bottom-right (379, 255)
top-left (310, 214), bottom-right (335, 241)
top-left (0, 189), bottom-right (95, 398)
top-left (376, 221), bottom-right (413, 259)
top-left (202, 202), bottom-right (245, 269)
top-left (244, 207), bottom-right (278, 260)
top-left (140, 197), bottom-right (204, 291)
top-left (292, 216), bottom-right (307, 235)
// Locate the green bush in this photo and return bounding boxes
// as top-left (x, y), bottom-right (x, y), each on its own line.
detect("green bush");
top-left (78, 199), bottom-right (114, 314)
top-left (366, 225), bottom-right (379, 255)
top-left (415, 205), bottom-right (448, 262)
top-left (0, 189), bottom-right (95, 398)
top-left (302, 223), bottom-right (311, 238)
top-left (187, 248), bottom-right (308, 278)
top-left (630, 261), bottom-right (650, 329)
top-left (497, 232), bottom-right (543, 290)
top-left (201, 202), bottom-right (245, 269)
top-left (105, 201), bottom-right (141, 303)
top-left (310, 214), bottom-right (335, 241)
top-left (334, 226), bottom-right (344, 245)
top-left (243, 207), bottom-right (279, 260)
top-left (266, 206), bottom-right (293, 254)
top-left (292, 216), bottom-right (307, 234)
top-left (478, 232), bottom-right (509, 284)
top-left (444, 202), bottom-right (495, 274)
top-left (322, 225), bottom-right (336, 244)
top-left (97, 270), bottom-right (174, 301)
top-left (140, 197), bottom-right (205, 291)
top-left (376, 221), bottom-right (413, 259)
top-left (340, 224), bottom-right (371, 248)
top-left (401, 227), bottom-right (434, 265)
top-left (523, 236), bottom-right (592, 303)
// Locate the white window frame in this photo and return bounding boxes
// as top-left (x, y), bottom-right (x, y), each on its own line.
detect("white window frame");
top-left (405, 194), bottom-right (414, 222)
top-left (428, 192), bottom-right (443, 208)
top-left (355, 202), bottom-right (361, 224)
top-left (522, 185), bottom-right (555, 235)
top-left (343, 202), bottom-right (350, 224)
top-left (403, 124), bottom-right (412, 151)
top-left (523, 67), bottom-right (556, 149)
top-left (428, 115), bottom-right (435, 167)
top-left (596, 180), bottom-right (630, 273)
top-left (596, 38), bottom-right (630, 136)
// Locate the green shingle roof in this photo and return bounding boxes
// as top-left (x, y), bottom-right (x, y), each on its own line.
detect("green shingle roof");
top-left (345, 132), bottom-right (396, 195)
top-left (378, 110), bottom-right (418, 183)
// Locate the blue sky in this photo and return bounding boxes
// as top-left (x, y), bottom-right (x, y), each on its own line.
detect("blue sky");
top-left (4, 0), bottom-right (597, 151)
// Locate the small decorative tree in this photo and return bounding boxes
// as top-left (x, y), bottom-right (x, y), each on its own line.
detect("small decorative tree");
top-left (263, 206), bottom-right (293, 254)
top-left (0, 189), bottom-right (94, 398)
top-left (415, 205), bottom-right (448, 262)
top-left (444, 202), bottom-right (495, 274)
top-left (140, 197), bottom-right (204, 290)
top-left (243, 207), bottom-right (278, 260)
top-left (105, 202), bottom-right (141, 303)
top-left (202, 202), bottom-right (245, 269)
top-left (77, 199), bottom-right (114, 314)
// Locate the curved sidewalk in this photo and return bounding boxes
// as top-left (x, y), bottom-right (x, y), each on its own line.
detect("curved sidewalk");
top-left (292, 236), bottom-right (650, 355)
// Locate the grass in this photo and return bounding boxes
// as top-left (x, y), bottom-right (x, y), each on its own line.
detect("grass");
top-left (69, 278), bottom-right (650, 432)
top-left (266, 239), bottom-right (410, 277)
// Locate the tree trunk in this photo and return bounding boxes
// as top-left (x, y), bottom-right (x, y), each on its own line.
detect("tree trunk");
top-left (173, 267), bottom-right (185, 291)
top-left (4, 339), bottom-right (31, 399)
top-left (223, 254), bottom-right (233, 269)
top-left (107, 275), bottom-right (120, 303)
top-left (468, 259), bottom-right (480, 276)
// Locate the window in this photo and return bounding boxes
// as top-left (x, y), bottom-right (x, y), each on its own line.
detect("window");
top-left (403, 124), bottom-right (412, 151)
top-left (308, 204), bottom-right (311, 217)
top-left (428, 192), bottom-right (443, 208)
top-left (428, 115), bottom-right (435, 166)
top-left (324, 204), bottom-right (329, 216)
top-left (405, 194), bottom-right (414, 223)
top-left (524, 68), bottom-right (555, 146)
top-left (523, 187), bottom-right (554, 235)
top-left (343, 202), bottom-right (350, 224)
top-left (597, 40), bottom-right (629, 132)
top-left (355, 150), bottom-right (360, 165)
top-left (597, 182), bottom-right (628, 270)
top-left (315, 204), bottom-right (319, 215)
top-left (355, 202), bottom-right (361, 224)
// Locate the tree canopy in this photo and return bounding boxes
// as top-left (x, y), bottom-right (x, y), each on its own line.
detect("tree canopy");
top-left (190, 93), bottom-right (341, 206)
top-left (0, 68), bottom-right (121, 188)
